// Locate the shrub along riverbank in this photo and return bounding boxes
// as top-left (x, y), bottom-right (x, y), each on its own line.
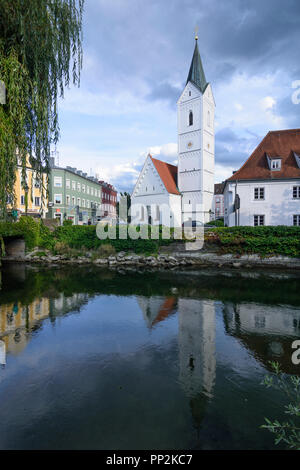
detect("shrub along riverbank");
top-left (205, 226), bottom-right (300, 258)
top-left (0, 218), bottom-right (300, 259)
top-left (0, 217), bottom-right (179, 257)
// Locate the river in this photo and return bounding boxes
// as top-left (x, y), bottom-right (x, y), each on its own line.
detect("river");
top-left (0, 263), bottom-right (299, 450)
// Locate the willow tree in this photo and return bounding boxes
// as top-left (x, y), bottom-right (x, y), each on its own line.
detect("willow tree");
top-left (0, 0), bottom-right (84, 217)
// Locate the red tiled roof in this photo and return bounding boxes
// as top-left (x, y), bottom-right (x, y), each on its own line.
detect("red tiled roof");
top-left (228, 129), bottom-right (300, 181)
top-left (150, 156), bottom-right (180, 195)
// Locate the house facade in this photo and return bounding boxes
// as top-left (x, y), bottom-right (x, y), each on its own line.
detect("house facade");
top-left (7, 156), bottom-right (48, 219)
top-left (48, 161), bottom-right (102, 225)
top-left (131, 155), bottom-right (182, 227)
top-left (131, 35), bottom-right (215, 226)
top-left (213, 183), bottom-right (225, 219)
top-left (98, 181), bottom-right (117, 221)
top-left (224, 129), bottom-right (300, 227)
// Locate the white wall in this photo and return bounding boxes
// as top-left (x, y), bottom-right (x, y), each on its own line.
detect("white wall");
top-left (177, 82), bottom-right (215, 223)
top-left (131, 156), bottom-right (182, 227)
top-left (131, 193), bottom-right (181, 227)
top-left (224, 180), bottom-right (300, 226)
top-left (224, 303), bottom-right (300, 337)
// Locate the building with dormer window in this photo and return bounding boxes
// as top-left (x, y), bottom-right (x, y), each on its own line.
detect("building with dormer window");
top-left (224, 129), bottom-right (300, 226)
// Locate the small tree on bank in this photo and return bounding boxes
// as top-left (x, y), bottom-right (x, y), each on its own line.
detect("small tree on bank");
top-left (0, 0), bottom-right (84, 217)
top-left (261, 361), bottom-right (300, 449)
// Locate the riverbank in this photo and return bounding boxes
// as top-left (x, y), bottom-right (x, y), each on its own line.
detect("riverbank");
top-left (3, 248), bottom-right (300, 270)
top-left (1, 218), bottom-right (300, 270)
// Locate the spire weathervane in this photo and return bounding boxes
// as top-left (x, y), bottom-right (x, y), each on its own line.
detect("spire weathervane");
top-left (194, 25), bottom-right (198, 41)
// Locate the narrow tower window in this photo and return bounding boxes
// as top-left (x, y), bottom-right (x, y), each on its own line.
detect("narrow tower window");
top-left (207, 110), bottom-right (211, 127)
top-left (189, 111), bottom-right (193, 126)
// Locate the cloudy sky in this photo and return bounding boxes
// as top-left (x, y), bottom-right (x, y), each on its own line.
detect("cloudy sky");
top-left (56, 0), bottom-right (300, 192)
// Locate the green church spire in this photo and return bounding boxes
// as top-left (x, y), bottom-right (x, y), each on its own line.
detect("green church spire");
top-left (186, 38), bottom-right (208, 94)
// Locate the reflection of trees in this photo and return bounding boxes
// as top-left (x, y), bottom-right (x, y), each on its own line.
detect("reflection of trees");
top-left (223, 302), bottom-right (300, 374)
top-left (1, 264), bottom-right (300, 307)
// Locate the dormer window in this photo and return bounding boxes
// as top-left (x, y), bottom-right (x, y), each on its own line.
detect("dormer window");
top-left (271, 159), bottom-right (281, 170)
top-left (266, 154), bottom-right (282, 171)
top-left (294, 152), bottom-right (300, 168)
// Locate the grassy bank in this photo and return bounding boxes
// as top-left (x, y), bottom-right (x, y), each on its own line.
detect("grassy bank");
top-left (205, 226), bottom-right (300, 258)
top-left (0, 217), bottom-right (180, 257)
top-left (1, 218), bottom-right (300, 258)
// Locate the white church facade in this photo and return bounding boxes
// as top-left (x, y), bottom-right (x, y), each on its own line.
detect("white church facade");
top-left (131, 36), bottom-right (215, 227)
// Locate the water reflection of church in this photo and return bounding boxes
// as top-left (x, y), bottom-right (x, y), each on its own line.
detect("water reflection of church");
top-left (137, 294), bottom-right (300, 437)
top-left (137, 294), bottom-right (217, 434)
top-left (0, 292), bottom-right (90, 364)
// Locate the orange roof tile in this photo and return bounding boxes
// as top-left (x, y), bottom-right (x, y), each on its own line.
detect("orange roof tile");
top-left (150, 156), bottom-right (180, 195)
top-left (228, 129), bottom-right (300, 181)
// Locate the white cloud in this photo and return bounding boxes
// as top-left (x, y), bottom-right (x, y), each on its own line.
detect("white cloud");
top-left (215, 72), bottom-right (286, 131)
top-left (234, 103), bottom-right (243, 111)
top-left (260, 96), bottom-right (276, 111)
top-left (139, 142), bottom-right (178, 161)
top-left (95, 162), bottom-right (140, 192)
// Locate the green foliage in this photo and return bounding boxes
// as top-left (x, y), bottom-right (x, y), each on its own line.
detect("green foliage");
top-left (261, 362), bottom-right (300, 449)
top-left (38, 221), bottom-right (55, 250)
top-left (0, 216), bottom-right (54, 251)
top-left (53, 241), bottom-right (83, 258)
top-left (92, 244), bottom-right (116, 259)
top-left (205, 226), bottom-right (300, 257)
top-left (63, 219), bottom-right (73, 226)
top-left (0, 216), bottom-right (40, 250)
top-left (0, 0), bottom-right (84, 216)
top-left (53, 224), bottom-right (175, 254)
top-left (205, 218), bottom-right (224, 227)
top-left (1, 221), bottom-right (300, 258)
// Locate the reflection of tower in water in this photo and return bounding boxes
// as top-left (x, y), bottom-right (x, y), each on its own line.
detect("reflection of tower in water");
top-left (178, 299), bottom-right (216, 435)
top-left (178, 299), bottom-right (216, 398)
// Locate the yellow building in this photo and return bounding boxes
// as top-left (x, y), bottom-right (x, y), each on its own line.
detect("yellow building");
top-left (0, 298), bottom-right (50, 358)
top-left (8, 156), bottom-right (48, 218)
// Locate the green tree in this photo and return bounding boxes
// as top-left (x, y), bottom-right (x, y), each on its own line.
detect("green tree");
top-left (117, 192), bottom-right (131, 223)
top-left (261, 361), bottom-right (300, 449)
top-left (0, 0), bottom-right (84, 217)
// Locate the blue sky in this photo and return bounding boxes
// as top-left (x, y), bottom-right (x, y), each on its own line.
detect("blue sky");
top-left (56, 0), bottom-right (300, 193)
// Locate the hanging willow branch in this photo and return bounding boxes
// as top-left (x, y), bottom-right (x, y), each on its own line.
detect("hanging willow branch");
top-left (0, 0), bottom-right (84, 217)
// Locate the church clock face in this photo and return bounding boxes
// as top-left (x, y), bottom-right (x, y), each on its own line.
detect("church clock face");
top-left (187, 141), bottom-right (193, 149)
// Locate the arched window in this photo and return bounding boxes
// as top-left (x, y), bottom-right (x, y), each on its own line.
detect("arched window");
top-left (207, 110), bottom-right (211, 127)
top-left (189, 111), bottom-right (193, 126)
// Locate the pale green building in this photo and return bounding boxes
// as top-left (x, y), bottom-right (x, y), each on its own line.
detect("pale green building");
top-left (48, 159), bottom-right (102, 225)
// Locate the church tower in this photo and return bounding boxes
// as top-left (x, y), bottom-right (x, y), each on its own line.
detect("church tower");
top-left (177, 35), bottom-right (215, 224)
